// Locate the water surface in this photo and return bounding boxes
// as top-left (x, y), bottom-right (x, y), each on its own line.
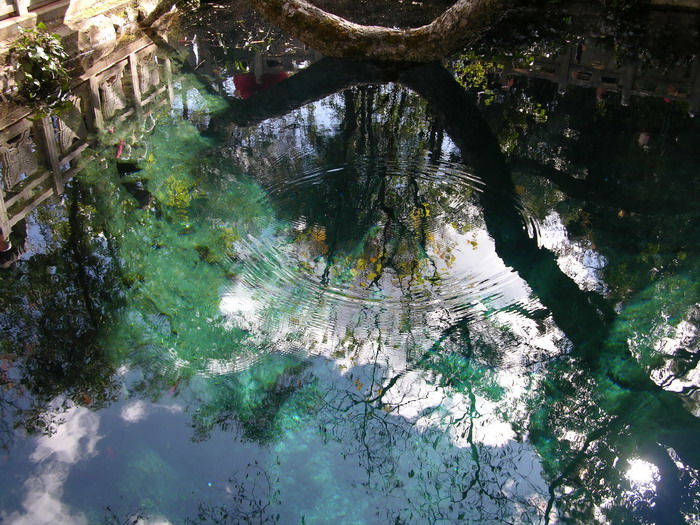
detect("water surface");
top-left (1, 12), bottom-right (700, 525)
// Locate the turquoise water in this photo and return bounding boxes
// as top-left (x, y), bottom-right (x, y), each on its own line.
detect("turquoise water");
top-left (1, 26), bottom-right (700, 525)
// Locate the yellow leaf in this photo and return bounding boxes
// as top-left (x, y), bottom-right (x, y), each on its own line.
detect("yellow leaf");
top-left (312, 227), bottom-right (326, 242)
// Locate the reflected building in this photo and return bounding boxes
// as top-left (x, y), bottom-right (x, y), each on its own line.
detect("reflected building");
top-left (502, 34), bottom-right (700, 113)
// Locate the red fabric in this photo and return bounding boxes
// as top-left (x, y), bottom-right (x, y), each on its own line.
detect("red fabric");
top-left (233, 73), bottom-right (257, 99)
top-left (233, 72), bottom-right (290, 99)
top-left (261, 72), bottom-right (289, 90)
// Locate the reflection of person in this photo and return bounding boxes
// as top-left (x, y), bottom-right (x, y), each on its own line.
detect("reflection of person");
top-left (233, 72), bottom-right (289, 99)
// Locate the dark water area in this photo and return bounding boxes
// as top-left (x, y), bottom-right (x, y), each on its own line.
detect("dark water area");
top-left (1, 3), bottom-right (700, 524)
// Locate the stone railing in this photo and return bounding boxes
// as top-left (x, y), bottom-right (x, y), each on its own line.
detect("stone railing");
top-left (0, 36), bottom-right (173, 251)
top-left (504, 40), bottom-right (700, 114)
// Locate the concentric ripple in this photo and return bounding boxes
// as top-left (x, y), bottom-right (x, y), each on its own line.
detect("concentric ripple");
top-left (218, 149), bottom-right (544, 363)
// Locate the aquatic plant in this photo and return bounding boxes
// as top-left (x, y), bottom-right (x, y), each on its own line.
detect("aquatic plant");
top-left (9, 23), bottom-right (71, 113)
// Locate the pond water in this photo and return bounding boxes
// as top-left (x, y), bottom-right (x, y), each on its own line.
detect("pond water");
top-left (2, 7), bottom-right (700, 525)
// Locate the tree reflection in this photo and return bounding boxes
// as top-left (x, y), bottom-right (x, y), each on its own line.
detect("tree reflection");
top-left (2, 41), bottom-right (700, 525)
top-left (0, 182), bottom-right (121, 450)
top-left (207, 56), bottom-right (700, 522)
top-left (229, 83), bottom-right (480, 297)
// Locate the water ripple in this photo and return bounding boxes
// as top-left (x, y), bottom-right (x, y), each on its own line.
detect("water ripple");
top-left (213, 151), bottom-right (541, 369)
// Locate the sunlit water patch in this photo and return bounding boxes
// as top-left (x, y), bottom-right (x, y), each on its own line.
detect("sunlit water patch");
top-left (534, 210), bottom-right (608, 295)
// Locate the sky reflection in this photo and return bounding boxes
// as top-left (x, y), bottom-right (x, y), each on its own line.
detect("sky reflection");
top-left (4, 404), bottom-right (100, 525)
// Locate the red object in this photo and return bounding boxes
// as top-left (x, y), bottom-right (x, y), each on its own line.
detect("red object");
top-left (116, 139), bottom-right (125, 159)
top-left (233, 72), bottom-right (290, 99)
top-left (233, 73), bottom-right (257, 99)
top-left (261, 71), bottom-right (289, 90)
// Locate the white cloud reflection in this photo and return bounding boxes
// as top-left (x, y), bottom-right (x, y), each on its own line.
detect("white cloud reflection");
top-left (4, 404), bottom-right (101, 525)
top-left (120, 399), bottom-right (148, 423)
top-left (120, 399), bottom-right (184, 424)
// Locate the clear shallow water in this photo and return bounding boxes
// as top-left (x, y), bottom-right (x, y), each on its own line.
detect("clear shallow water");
top-left (1, 26), bottom-right (700, 525)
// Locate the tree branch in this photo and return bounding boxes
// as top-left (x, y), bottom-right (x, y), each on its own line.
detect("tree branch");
top-left (245, 0), bottom-right (506, 61)
top-left (143, 0), bottom-right (506, 59)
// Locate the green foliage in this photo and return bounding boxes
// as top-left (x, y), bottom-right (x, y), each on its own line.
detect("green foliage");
top-left (9, 23), bottom-right (71, 113)
top-left (161, 175), bottom-right (196, 208)
top-left (0, 184), bottom-right (122, 447)
top-left (453, 52), bottom-right (499, 105)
